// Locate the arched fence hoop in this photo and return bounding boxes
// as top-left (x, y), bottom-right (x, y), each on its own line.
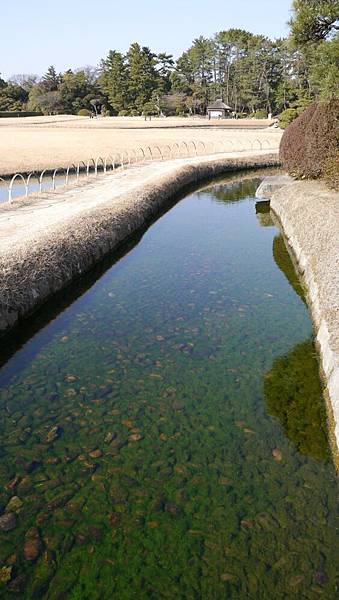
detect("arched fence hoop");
top-left (86, 159), bottom-right (95, 177)
top-left (171, 143), bottom-right (180, 158)
top-left (77, 161), bottom-right (87, 179)
top-left (251, 139), bottom-right (263, 150)
top-left (26, 172), bottom-right (40, 194)
top-left (188, 140), bottom-right (197, 156)
top-left (145, 146), bottom-right (153, 161)
top-left (180, 141), bottom-right (189, 156)
top-left (137, 147), bottom-right (146, 162)
top-left (95, 156), bottom-right (105, 175)
top-left (196, 140), bottom-right (206, 155)
top-left (104, 156), bottom-right (115, 172)
top-left (9, 173), bottom-right (27, 202)
top-left (39, 169), bottom-right (54, 192)
top-left (153, 146), bottom-right (163, 160)
top-left (52, 167), bottom-right (66, 190)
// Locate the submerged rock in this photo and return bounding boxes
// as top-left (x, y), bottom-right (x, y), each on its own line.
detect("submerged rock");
top-left (45, 426), bottom-right (61, 444)
top-left (272, 448), bottom-right (283, 462)
top-left (0, 566), bottom-right (12, 583)
top-left (5, 496), bottom-right (23, 513)
top-left (0, 512), bottom-right (17, 531)
top-left (24, 527), bottom-right (42, 561)
top-left (220, 573), bottom-right (236, 582)
top-left (128, 433), bottom-right (144, 443)
top-left (89, 449), bottom-right (102, 459)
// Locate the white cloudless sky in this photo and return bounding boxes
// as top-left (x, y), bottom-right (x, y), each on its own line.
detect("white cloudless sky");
top-left (1, 0), bottom-right (293, 78)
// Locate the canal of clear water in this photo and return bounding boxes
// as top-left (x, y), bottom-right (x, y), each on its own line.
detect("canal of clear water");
top-left (0, 175), bottom-right (337, 599)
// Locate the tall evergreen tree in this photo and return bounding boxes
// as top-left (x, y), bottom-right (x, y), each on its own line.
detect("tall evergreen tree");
top-left (41, 65), bottom-right (60, 92)
top-left (99, 51), bottom-right (128, 114)
top-left (127, 43), bottom-right (159, 111)
top-left (290, 0), bottom-right (339, 44)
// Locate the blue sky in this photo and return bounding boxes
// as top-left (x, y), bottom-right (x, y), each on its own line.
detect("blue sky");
top-left (2, 0), bottom-right (293, 79)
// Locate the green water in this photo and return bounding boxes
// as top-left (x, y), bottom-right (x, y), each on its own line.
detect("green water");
top-left (0, 177), bottom-right (337, 599)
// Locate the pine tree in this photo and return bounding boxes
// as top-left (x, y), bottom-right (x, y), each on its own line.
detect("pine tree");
top-left (99, 51), bottom-right (128, 114)
top-left (290, 0), bottom-right (339, 44)
top-left (41, 65), bottom-right (60, 92)
top-left (127, 43), bottom-right (159, 112)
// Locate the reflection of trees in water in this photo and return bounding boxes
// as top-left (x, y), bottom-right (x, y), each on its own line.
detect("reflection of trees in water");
top-left (267, 233), bottom-right (328, 461)
top-left (200, 179), bottom-right (261, 204)
top-left (273, 234), bottom-right (305, 302)
top-left (265, 340), bottom-right (329, 461)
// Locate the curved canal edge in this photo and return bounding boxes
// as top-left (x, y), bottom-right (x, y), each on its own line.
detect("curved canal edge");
top-left (0, 152), bottom-right (279, 334)
top-left (266, 179), bottom-right (339, 467)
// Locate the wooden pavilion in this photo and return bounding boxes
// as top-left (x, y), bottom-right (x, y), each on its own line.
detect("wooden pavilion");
top-left (207, 99), bottom-right (233, 119)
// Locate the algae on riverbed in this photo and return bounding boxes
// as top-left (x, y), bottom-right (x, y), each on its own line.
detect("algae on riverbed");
top-left (0, 177), bottom-right (337, 599)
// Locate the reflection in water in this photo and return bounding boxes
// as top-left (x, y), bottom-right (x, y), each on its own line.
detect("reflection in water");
top-left (202, 178), bottom-right (261, 204)
top-left (264, 341), bottom-right (329, 461)
top-left (255, 200), bottom-right (275, 227)
top-left (265, 231), bottom-right (326, 459)
top-left (273, 234), bottom-right (305, 302)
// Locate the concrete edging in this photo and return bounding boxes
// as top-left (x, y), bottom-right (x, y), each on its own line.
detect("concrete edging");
top-left (269, 181), bottom-right (339, 467)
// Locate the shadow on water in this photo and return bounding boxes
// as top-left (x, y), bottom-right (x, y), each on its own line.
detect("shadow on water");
top-left (272, 234), bottom-right (305, 303)
top-left (264, 340), bottom-right (329, 462)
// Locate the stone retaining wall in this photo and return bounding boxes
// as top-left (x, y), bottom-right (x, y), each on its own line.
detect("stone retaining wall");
top-left (269, 180), bottom-right (339, 466)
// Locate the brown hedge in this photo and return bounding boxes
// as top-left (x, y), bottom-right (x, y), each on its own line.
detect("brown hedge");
top-left (280, 100), bottom-right (339, 189)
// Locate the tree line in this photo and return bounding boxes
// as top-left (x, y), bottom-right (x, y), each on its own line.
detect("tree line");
top-left (0, 0), bottom-right (337, 118)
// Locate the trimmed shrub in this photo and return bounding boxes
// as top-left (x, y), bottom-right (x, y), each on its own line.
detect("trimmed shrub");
top-left (251, 109), bottom-right (268, 119)
top-left (278, 108), bottom-right (299, 129)
top-left (280, 100), bottom-right (339, 188)
top-left (118, 110), bottom-right (129, 117)
top-left (77, 108), bottom-right (91, 117)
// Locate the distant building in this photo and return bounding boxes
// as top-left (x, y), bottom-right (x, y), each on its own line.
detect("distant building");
top-left (207, 99), bottom-right (232, 119)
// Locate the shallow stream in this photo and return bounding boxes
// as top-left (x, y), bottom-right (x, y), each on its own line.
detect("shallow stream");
top-left (0, 176), bottom-right (337, 598)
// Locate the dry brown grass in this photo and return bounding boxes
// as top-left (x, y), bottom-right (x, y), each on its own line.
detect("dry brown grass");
top-left (0, 115), bottom-right (282, 175)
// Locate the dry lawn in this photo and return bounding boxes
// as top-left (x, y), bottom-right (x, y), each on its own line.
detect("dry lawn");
top-left (0, 115), bottom-right (282, 175)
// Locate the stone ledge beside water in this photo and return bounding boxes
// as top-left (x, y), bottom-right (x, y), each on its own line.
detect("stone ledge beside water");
top-left (269, 179), bottom-right (339, 465)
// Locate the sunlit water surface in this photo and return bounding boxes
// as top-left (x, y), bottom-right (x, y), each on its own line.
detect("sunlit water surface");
top-left (0, 177), bottom-right (337, 599)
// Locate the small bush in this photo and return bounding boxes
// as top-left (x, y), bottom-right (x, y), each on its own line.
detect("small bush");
top-left (118, 110), bottom-right (129, 117)
top-left (280, 100), bottom-right (339, 189)
top-left (251, 109), bottom-right (268, 119)
top-left (77, 108), bottom-right (91, 117)
top-left (278, 108), bottom-right (299, 129)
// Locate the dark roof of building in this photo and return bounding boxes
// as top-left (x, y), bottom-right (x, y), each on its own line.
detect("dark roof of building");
top-left (207, 99), bottom-right (232, 110)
